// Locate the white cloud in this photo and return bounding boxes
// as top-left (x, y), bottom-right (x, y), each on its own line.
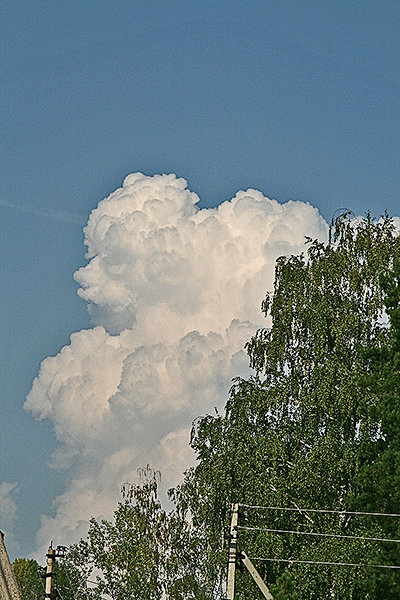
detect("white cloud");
top-left (25, 172), bottom-right (328, 557)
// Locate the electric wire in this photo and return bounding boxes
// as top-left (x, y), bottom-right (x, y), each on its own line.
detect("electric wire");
top-left (249, 557), bottom-right (400, 570)
top-left (62, 559), bottom-right (94, 600)
top-left (63, 563), bottom-right (78, 600)
top-left (237, 525), bottom-right (400, 544)
top-left (233, 504), bottom-right (400, 573)
top-left (239, 503), bottom-right (400, 518)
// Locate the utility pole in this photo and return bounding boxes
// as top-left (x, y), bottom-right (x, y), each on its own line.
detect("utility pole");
top-left (226, 503), bottom-right (239, 600)
top-left (44, 544), bottom-right (55, 600)
top-left (225, 506), bottom-right (275, 600)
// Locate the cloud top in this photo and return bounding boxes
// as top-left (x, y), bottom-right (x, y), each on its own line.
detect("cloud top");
top-left (74, 173), bottom-right (325, 336)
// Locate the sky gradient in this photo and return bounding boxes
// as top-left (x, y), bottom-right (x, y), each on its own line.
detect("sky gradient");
top-left (1, 1), bottom-right (399, 560)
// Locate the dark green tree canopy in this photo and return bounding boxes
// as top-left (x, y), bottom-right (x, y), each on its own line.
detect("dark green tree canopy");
top-left (12, 558), bottom-right (43, 600)
top-left (176, 213), bottom-right (400, 599)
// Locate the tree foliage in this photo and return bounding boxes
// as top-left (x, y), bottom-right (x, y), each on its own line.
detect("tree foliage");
top-left (13, 558), bottom-right (43, 600)
top-left (174, 213), bottom-right (400, 599)
top-left (66, 464), bottom-right (229, 599)
top-left (65, 466), bottom-right (166, 600)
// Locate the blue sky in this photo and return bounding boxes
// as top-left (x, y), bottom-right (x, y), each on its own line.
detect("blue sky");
top-left (1, 1), bottom-right (399, 560)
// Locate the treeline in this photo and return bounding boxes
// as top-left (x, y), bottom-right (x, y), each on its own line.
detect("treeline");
top-left (14, 214), bottom-right (400, 599)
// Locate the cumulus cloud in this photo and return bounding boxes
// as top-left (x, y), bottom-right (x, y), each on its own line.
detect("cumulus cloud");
top-left (25, 172), bottom-right (328, 556)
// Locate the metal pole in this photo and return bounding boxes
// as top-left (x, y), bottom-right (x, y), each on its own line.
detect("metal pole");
top-left (45, 545), bottom-right (55, 600)
top-left (226, 503), bottom-right (239, 600)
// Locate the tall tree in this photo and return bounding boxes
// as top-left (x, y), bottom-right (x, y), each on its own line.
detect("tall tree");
top-left (66, 465), bottom-right (222, 599)
top-left (353, 255), bottom-right (400, 598)
top-left (174, 213), bottom-right (400, 599)
top-left (12, 559), bottom-right (43, 600)
top-left (66, 466), bottom-right (167, 600)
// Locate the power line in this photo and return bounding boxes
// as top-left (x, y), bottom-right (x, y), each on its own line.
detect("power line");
top-left (249, 557), bottom-right (400, 570)
top-left (239, 504), bottom-right (400, 518)
top-left (63, 565), bottom-right (78, 600)
top-left (237, 525), bottom-right (400, 544)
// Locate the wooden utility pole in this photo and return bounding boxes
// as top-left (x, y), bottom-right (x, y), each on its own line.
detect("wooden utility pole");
top-left (44, 545), bottom-right (55, 600)
top-left (226, 503), bottom-right (239, 600)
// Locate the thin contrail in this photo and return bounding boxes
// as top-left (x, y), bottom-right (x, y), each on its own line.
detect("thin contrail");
top-left (0, 199), bottom-right (85, 224)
